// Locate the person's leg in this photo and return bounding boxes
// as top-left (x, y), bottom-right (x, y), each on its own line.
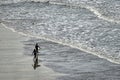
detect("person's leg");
top-left (36, 58), bottom-right (38, 65)
top-left (36, 48), bottom-right (39, 53)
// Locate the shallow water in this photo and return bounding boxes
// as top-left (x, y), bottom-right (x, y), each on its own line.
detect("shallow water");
top-left (1, 1), bottom-right (120, 79)
top-left (0, 1), bottom-right (120, 64)
top-left (23, 38), bottom-right (120, 80)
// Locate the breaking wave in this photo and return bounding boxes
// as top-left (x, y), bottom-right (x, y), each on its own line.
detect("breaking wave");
top-left (2, 22), bottom-right (120, 64)
top-left (0, 1), bottom-right (120, 64)
top-left (0, 0), bottom-right (120, 23)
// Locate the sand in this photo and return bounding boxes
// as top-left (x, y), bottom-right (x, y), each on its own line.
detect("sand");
top-left (1, 22), bottom-right (120, 80)
top-left (24, 37), bottom-right (120, 80)
top-left (0, 23), bottom-right (62, 80)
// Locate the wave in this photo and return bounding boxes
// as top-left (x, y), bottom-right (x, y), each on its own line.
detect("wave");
top-left (49, 1), bottom-right (120, 24)
top-left (1, 22), bottom-right (120, 64)
top-left (1, 1), bottom-right (120, 65)
top-left (1, 0), bottom-right (120, 24)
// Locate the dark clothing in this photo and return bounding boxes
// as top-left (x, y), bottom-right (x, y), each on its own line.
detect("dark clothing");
top-left (32, 43), bottom-right (41, 69)
top-left (33, 49), bottom-right (37, 58)
top-left (35, 43), bottom-right (40, 53)
top-left (32, 49), bottom-right (38, 65)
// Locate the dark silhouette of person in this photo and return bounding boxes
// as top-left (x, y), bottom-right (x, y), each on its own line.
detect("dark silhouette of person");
top-left (32, 49), bottom-right (39, 69)
top-left (32, 49), bottom-right (37, 59)
top-left (35, 43), bottom-right (40, 53)
top-left (32, 43), bottom-right (41, 70)
top-left (33, 56), bottom-right (40, 70)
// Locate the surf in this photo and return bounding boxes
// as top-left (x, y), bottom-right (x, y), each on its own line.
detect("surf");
top-left (49, 1), bottom-right (120, 24)
top-left (1, 22), bottom-right (120, 64)
top-left (0, 1), bottom-right (120, 65)
top-left (1, 0), bottom-right (120, 24)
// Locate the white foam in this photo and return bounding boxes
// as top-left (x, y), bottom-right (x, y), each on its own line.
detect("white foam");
top-left (2, 23), bottom-right (120, 64)
top-left (1, 0), bottom-right (120, 23)
top-left (84, 5), bottom-right (120, 24)
top-left (49, 2), bottom-right (120, 24)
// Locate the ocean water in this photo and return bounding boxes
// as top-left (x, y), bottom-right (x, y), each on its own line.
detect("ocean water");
top-left (0, 0), bottom-right (120, 64)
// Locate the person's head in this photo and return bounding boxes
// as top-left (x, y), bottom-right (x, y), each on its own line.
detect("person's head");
top-left (34, 49), bottom-right (36, 51)
top-left (36, 43), bottom-right (38, 46)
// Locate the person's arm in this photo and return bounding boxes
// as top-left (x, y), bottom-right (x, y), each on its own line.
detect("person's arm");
top-left (37, 45), bottom-right (41, 50)
top-left (39, 46), bottom-right (41, 49)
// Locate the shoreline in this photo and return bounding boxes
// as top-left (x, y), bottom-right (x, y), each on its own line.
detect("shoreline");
top-left (0, 23), bottom-right (63, 80)
top-left (1, 22), bottom-right (120, 80)
top-left (24, 34), bottom-right (120, 80)
top-left (1, 22), bottom-right (120, 65)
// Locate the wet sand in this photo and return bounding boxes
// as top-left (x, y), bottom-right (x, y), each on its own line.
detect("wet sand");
top-left (0, 23), bottom-right (62, 80)
top-left (24, 37), bottom-right (120, 80)
top-left (1, 22), bottom-right (120, 80)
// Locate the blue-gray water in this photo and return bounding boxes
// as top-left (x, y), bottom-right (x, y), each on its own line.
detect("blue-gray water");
top-left (0, 0), bottom-right (120, 64)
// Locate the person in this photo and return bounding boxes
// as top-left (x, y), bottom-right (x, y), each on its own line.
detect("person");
top-left (32, 49), bottom-right (39, 70)
top-left (32, 49), bottom-right (39, 63)
top-left (32, 43), bottom-right (41, 69)
top-left (32, 49), bottom-right (37, 59)
top-left (35, 43), bottom-right (40, 53)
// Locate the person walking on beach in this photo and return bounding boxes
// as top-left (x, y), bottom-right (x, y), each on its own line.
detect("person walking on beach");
top-left (35, 43), bottom-right (40, 53)
top-left (32, 48), bottom-right (39, 69)
top-left (32, 43), bottom-right (41, 69)
top-left (32, 49), bottom-right (37, 59)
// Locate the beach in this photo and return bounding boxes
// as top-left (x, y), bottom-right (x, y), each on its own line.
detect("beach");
top-left (0, 23), bottom-right (62, 80)
top-left (24, 37), bottom-right (120, 80)
top-left (1, 22), bottom-right (120, 80)
top-left (0, 1), bottom-right (120, 79)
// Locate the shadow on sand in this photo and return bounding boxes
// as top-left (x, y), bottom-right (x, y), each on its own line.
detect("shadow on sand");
top-left (32, 57), bottom-right (40, 70)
